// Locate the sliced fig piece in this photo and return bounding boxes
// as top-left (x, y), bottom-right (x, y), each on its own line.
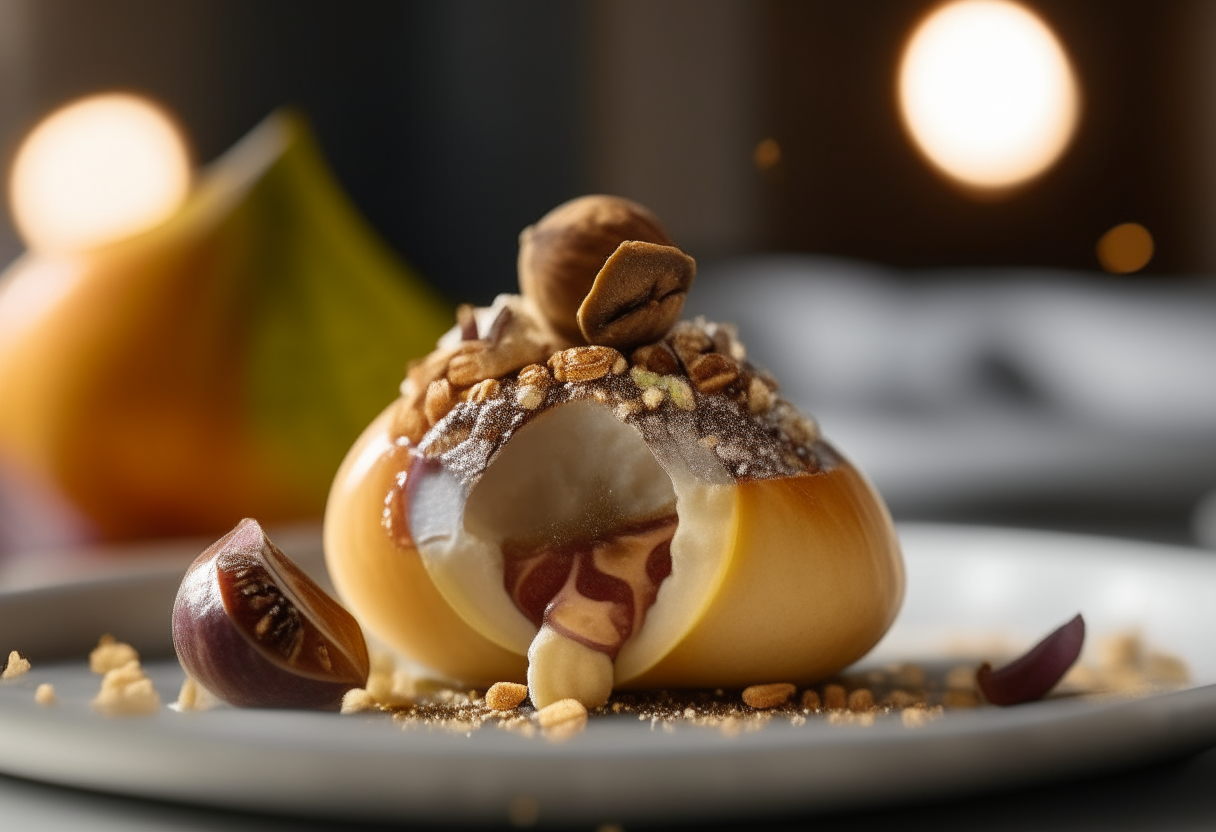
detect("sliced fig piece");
top-left (976, 613), bottom-right (1085, 706)
top-left (173, 518), bottom-right (369, 710)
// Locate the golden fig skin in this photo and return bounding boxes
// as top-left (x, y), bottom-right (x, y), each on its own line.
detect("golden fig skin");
top-left (325, 400), bottom-right (902, 690)
top-left (324, 406), bottom-right (527, 686)
top-left (620, 462), bottom-right (903, 690)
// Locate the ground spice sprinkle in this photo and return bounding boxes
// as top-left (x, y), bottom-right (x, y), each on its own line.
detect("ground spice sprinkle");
top-left (349, 635), bottom-right (1189, 740)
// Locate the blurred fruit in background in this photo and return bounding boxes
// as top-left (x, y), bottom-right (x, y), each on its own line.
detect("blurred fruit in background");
top-left (0, 99), bottom-right (451, 542)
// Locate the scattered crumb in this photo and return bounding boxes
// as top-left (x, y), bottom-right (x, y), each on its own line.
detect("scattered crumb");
top-left (486, 682), bottom-right (529, 711)
top-left (827, 709), bottom-right (876, 727)
top-left (945, 664), bottom-right (979, 691)
top-left (822, 683), bottom-right (847, 710)
top-left (141, 634), bottom-right (1188, 737)
top-left (363, 650), bottom-right (418, 707)
top-left (34, 683), bottom-right (56, 706)
top-left (942, 689), bottom-right (979, 708)
top-left (92, 660), bottom-right (160, 716)
top-left (2, 650), bottom-right (30, 680)
top-left (171, 676), bottom-right (220, 712)
top-left (341, 688), bottom-right (379, 714)
top-left (536, 698), bottom-right (588, 741)
top-left (847, 688), bottom-right (875, 711)
top-left (1145, 653), bottom-right (1190, 685)
top-left (742, 682), bottom-right (795, 709)
top-left (89, 634), bottom-right (139, 675)
top-left (884, 689), bottom-right (921, 708)
top-left (892, 663), bottom-right (927, 688)
top-left (901, 706), bottom-right (943, 729)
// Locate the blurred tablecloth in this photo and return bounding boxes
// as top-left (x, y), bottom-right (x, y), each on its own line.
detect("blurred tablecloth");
top-left (689, 257), bottom-right (1216, 546)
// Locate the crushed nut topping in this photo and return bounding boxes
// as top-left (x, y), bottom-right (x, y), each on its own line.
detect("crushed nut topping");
top-left (548, 345), bottom-right (622, 383)
top-left (424, 379), bottom-right (459, 426)
top-left (687, 352), bottom-right (739, 394)
top-left (516, 363), bottom-right (552, 389)
top-left (631, 342), bottom-right (681, 375)
top-left (399, 300), bottom-right (828, 491)
top-left (467, 378), bottom-right (501, 404)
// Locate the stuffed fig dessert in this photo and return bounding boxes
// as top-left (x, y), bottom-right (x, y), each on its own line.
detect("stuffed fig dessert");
top-left (323, 195), bottom-right (904, 709)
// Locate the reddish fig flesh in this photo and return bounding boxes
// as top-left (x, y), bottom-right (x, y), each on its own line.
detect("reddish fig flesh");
top-left (173, 518), bottom-right (369, 710)
top-left (977, 613), bottom-right (1085, 706)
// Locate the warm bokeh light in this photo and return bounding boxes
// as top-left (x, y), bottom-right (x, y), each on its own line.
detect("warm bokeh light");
top-left (753, 138), bottom-right (783, 172)
top-left (9, 93), bottom-right (191, 254)
top-left (1096, 222), bottom-right (1154, 274)
top-left (898, 0), bottom-right (1079, 191)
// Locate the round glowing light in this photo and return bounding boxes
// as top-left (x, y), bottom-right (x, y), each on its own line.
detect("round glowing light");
top-left (9, 93), bottom-right (191, 254)
top-left (753, 138), bottom-right (783, 172)
top-left (1096, 222), bottom-right (1153, 274)
top-left (898, 0), bottom-right (1079, 191)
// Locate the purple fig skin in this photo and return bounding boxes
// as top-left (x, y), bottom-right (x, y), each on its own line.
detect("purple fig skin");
top-left (976, 613), bottom-right (1085, 706)
top-left (172, 519), bottom-right (369, 710)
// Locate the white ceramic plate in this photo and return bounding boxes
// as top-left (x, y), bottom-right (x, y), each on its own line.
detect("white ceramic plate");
top-left (0, 523), bottom-right (1214, 825)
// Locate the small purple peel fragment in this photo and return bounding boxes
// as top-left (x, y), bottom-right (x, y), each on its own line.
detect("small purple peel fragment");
top-left (976, 613), bottom-right (1086, 706)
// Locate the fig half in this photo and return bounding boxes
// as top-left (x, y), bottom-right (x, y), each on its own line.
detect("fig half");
top-left (173, 518), bottom-right (369, 709)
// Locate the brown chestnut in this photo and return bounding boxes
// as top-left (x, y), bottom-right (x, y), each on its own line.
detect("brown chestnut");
top-left (172, 518), bottom-right (369, 709)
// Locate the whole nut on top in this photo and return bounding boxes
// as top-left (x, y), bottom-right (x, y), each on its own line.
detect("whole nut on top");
top-left (578, 241), bottom-right (696, 351)
top-left (518, 195), bottom-right (675, 342)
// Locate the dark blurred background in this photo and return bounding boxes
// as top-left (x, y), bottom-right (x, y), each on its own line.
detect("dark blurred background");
top-left (1, 0), bottom-right (1214, 549)
top-left (7, 0), bottom-right (1215, 299)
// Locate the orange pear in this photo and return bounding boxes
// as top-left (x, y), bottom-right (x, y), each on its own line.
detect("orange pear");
top-left (0, 112), bottom-right (450, 539)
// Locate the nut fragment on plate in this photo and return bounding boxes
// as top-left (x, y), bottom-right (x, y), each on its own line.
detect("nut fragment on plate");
top-left (742, 683), bottom-right (796, 709)
top-left (340, 688), bottom-right (379, 714)
top-left (92, 660), bottom-right (160, 716)
top-left (324, 194), bottom-right (904, 713)
top-left (486, 681), bottom-right (529, 711)
top-left (536, 697), bottom-right (588, 740)
top-left (171, 676), bottom-right (221, 712)
top-left (90, 634), bottom-right (139, 674)
top-left (1, 650), bottom-right (30, 680)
